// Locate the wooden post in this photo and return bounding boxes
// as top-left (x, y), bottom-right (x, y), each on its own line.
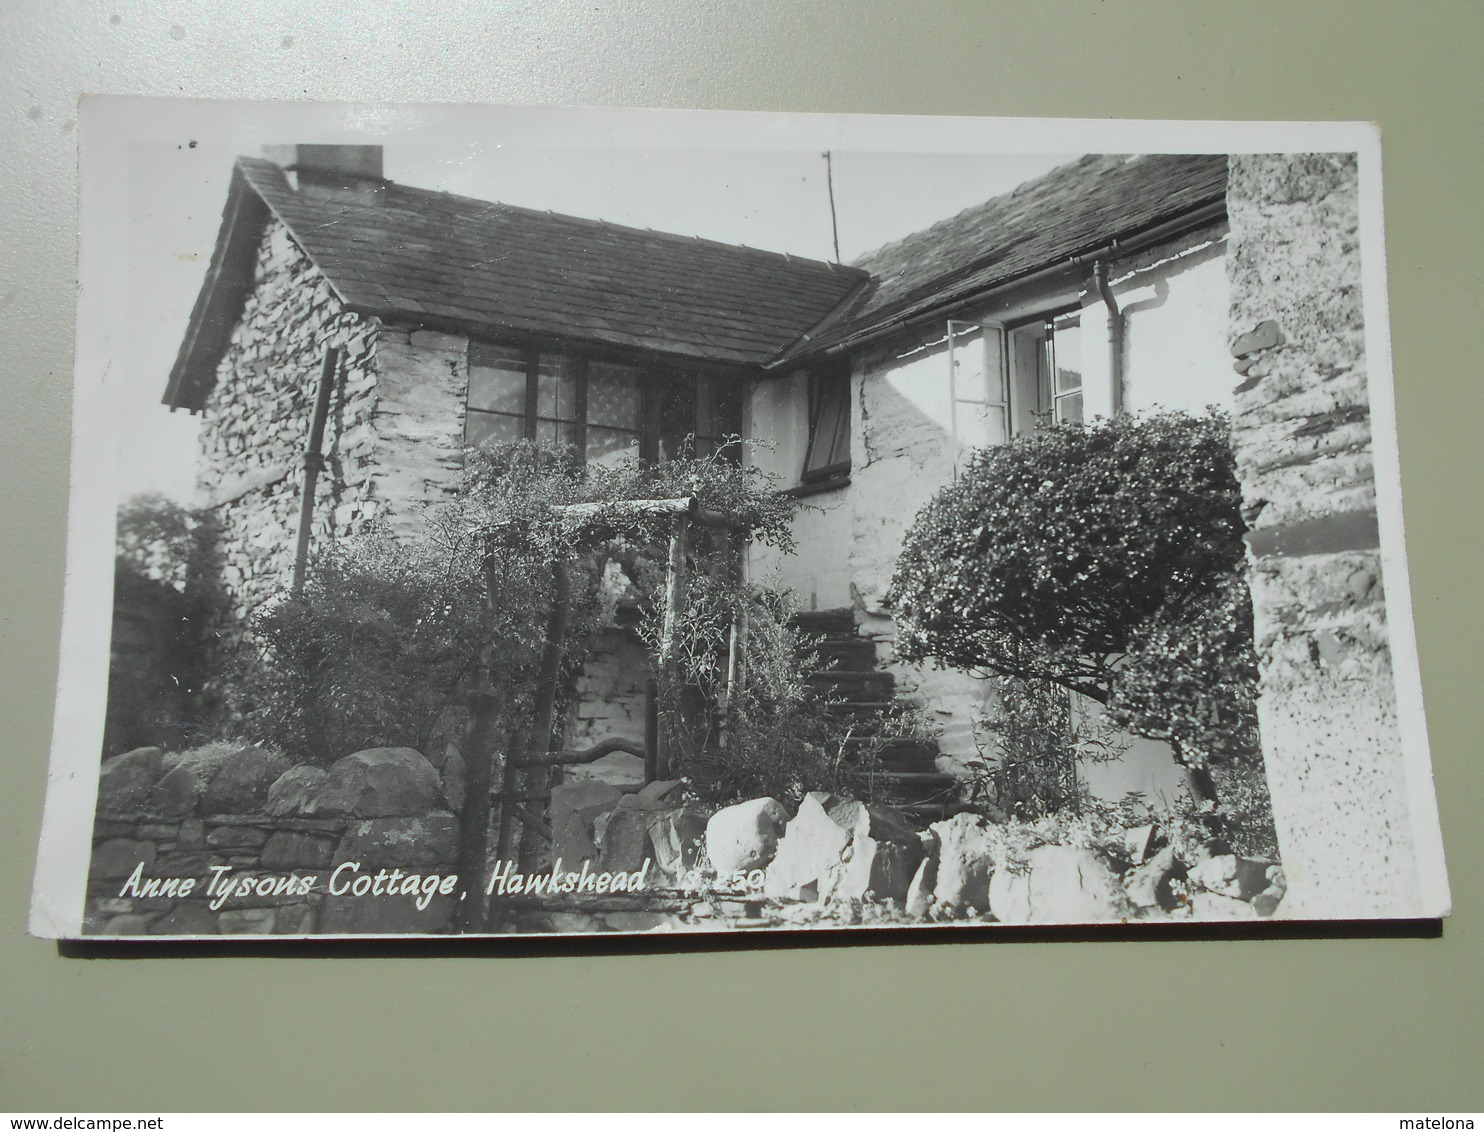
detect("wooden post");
top-left (291, 345), bottom-right (340, 595)
top-left (452, 680), bottom-right (500, 934)
top-left (655, 513), bottom-right (690, 780)
top-left (499, 559), bottom-right (572, 864)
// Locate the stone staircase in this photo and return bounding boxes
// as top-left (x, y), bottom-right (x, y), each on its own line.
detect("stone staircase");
top-left (793, 608), bottom-right (962, 825)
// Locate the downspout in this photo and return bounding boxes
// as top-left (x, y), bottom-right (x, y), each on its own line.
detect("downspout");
top-left (1092, 260), bottom-right (1124, 416)
top-left (291, 345), bottom-right (342, 594)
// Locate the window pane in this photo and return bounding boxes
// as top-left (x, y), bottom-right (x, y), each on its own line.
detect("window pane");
top-left (535, 418), bottom-right (578, 450)
top-left (1053, 314), bottom-right (1082, 395)
top-left (537, 354), bottom-right (578, 421)
top-left (804, 374), bottom-right (850, 475)
top-left (466, 410), bottom-right (524, 449)
top-left (656, 372), bottom-right (699, 460)
top-left (1055, 391), bottom-right (1084, 424)
top-left (588, 360), bottom-right (642, 429)
top-left (468, 343), bottom-right (528, 415)
top-left (586, 426), bottom-right (641, 467)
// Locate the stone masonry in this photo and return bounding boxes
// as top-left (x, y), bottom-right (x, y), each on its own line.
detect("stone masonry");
top-left (1226, 152), bottom-right (1420, 916)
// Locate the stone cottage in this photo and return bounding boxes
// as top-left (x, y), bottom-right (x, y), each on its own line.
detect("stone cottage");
top-left (165, 144), bottom-right (1424, 914)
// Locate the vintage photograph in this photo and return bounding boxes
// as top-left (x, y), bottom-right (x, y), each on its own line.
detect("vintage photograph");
top-left (30, 100), bottom-right (1449, 939)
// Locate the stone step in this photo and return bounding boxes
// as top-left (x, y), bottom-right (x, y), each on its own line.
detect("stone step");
top-left (807, 669), bottom-right (896, 700)
top-left (841, 736), bottom-right (941, 769)
top-left (811, 638), bottom-right (880, 672)
top-left (791, 608), bottom-right (857, 636)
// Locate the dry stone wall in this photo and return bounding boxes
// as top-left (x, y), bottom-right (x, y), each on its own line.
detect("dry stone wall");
top-left (85, 744), bottom-right (463, 935)
top-left (1226, 153), bottom-right (1419, 916)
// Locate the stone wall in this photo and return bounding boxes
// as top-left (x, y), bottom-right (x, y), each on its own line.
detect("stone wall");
top-left (1226, 152), bottom-right (1420, 916)
top-left (84, 744), bottom-right (462, 935)
top-left (197, 218), bottom-right (382, 627)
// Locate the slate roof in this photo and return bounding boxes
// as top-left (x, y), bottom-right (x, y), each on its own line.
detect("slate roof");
top-left (166, 151), bottom-right (1227, 410)
top-left (166, 157), bottom-right (867, 410)
top-left (773, 153), bottom-right (1229, 363)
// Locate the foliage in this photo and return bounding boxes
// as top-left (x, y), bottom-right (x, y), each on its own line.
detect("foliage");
top-left (888, 411), bottom-right (1263, 788)
top-left (239, 531), bottom-right (491, 765)
top-left (964, 675), bottom-right (1126, 820)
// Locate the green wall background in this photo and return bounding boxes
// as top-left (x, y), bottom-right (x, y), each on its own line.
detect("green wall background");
top-left (2, 1), bottom-right (1479, 1112)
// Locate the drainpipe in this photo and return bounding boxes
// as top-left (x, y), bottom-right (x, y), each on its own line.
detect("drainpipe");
top-left (291, 345), bottom-right (341, 595)
top-left (1092, 260), bottom-right (1124, 416)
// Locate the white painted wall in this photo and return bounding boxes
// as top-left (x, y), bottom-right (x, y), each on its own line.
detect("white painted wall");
top-left (743, 229), bottom-right (1229, 802)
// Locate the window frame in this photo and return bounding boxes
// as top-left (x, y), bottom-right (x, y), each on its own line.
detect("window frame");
top-left (801, 366), bottom-right (852, 486)
top-left (1005, 303), bottom-right (1086, 436)
top-left (464, 337), bottom-right (743, 465)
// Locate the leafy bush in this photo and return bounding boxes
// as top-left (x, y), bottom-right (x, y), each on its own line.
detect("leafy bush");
top-left (889, 411), bottom-right (1266, 801)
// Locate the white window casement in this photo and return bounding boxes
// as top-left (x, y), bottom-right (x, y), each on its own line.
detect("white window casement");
top-left (1009, 309), bottom-right (1085, 433)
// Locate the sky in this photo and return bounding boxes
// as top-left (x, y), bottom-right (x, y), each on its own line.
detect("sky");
top-left (117, 111), bottom-right (1074, 503)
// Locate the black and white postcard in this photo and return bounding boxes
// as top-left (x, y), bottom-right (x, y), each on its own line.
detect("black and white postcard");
top-left (29, 98), bottom-right (1451, 939)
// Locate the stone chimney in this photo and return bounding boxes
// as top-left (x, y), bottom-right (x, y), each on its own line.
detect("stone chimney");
top-left (262, 144), bottom-right (385, 204)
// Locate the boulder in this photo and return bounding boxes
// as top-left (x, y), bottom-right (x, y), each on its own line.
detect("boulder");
top-left (1124, 824), bottom-right (1157, 864)
top-left (705, 797), bottom-right (788, 874)
top-left (763, 794), bottom-right (851, 901)
top-left (316, 747), bottom-right (440, 818)
top-left (550, 780), bottom-right (625, 866)
top-left (638, 779), bottom-right (685, 802)
top-left (825, 800), bottom-right (923, 903)
top-left (1123, 845), bottom-right (1181, 910)
top-left (594, 794), bottom-right (667, 873)
top-left (149, 746), bottom-right (240, 818)
top-left (1024, 845), bottom-right (1130, 923)
top-left (646, 805), bottom-right (708, 880)
top-left (332, 811), bottom-right (460, 869)
top-left (988, 869), bottom-right (1031, 923)
top-left (905, 854), bottom-right (937, 919)
top-left (205, 824), bottom-right (270, 851)
top-left (1188, 853), bottom-right (1242, 898)
top-left (96, 747), bottom-right (164, 813)
top-left (265, 765), bottom-right (331, 817)
top-left (201, 746), bottom-right (291, 813)
top-left (929, 813), bottom-right (996, 913)
top-left (763, 796), bottom-right (922, 903)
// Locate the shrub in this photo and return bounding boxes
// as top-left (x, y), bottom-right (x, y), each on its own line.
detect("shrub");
top-left (888, 411), bottom-right (1267, 803)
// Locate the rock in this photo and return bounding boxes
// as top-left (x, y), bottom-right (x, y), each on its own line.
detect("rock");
top-left (763, 794), bottom-right (851, 901)
top-left (1189, 853), bottom-right (1245, 899)
top-left (602, 911), bottom-right (673, 933)
top-left (91, 838), bottom-right (156, 880)
top-left (705, 797), bottom-right (788, 874)
top-left (550, 780), bottom-right (625, 866)
top-left (175, 818), bottom-right (206, 852)
top-left (905, 854), bottom-right (937, 919)
top-left (824, 800), bottom-right (923, 903)
top-left (96, 747), bottom-right (164, 813)
top-left (149, 746), bottom-right (240, 818)
top-left (1123, 845), bottom-right (1181, 910)
top-left (1024, 845), bottom-right (1131, 923)
top-left (1251, 887), bottom-right (1285, 917)
top-left (218, 908), bottom-right (277, 934)
top-left (1190, 891), bottom-right (1260, 920)
top-left (638, 779), bottom-right (685, 802)
top-left (316, 747), bottom-right (440, 818)
top-left (594, 794), bottom-right (666, 873)
top-left (989, 869), bottom-right (1031, 923)
top-left (259, 830), bottom-right (337, 870)
top-left (1124, 824), bottom-right (1156, 864)
top-left (205, 824), bottom-right (270, 851)
top-left (332, 811), bottom-right (459, 869)
top-left (646, 805), bottom-right (708, 881)
top-left (265, 765), bottom-right (331, 817)
top-left (201, 746), bottom-right (291, 813)
top-left (147, 902), bottom-right (220, 935)
top-left (930, 813), bottom-right (996, 913)
top-left (1235, 857), bottom-right (1278, 900)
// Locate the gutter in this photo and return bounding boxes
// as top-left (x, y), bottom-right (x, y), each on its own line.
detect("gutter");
top-left (772, 198), bottom-right (1226, 367)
